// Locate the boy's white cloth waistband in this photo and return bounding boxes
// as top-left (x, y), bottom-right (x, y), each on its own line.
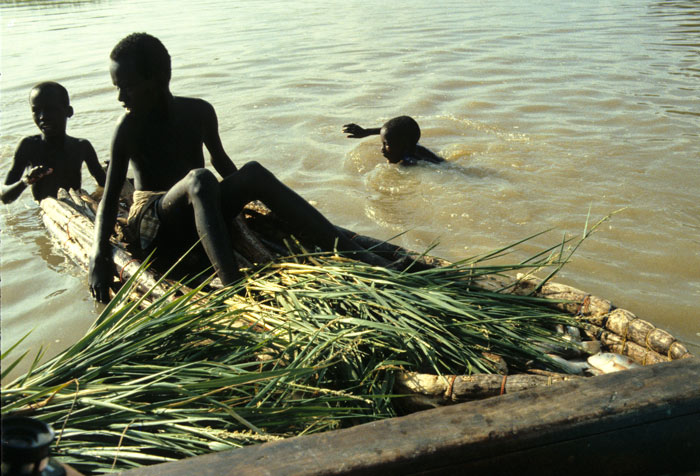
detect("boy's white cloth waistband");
top-left (127, 190), bottom-right (166, 250)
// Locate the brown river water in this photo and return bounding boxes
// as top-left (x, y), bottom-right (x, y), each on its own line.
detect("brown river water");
top-left (1, 0), bottom-right (699, 381)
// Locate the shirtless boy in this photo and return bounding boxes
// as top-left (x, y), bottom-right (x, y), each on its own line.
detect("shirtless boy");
top-left (89, 33), bottom-right (391, 302)
top-left (1, 82), bottom-right (106, 204)
top-left (343, 116), bottom-right (444, 165)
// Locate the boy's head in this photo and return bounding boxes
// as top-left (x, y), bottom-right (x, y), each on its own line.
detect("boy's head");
top-left (29, 82), bottom-right (73, 140)
top-left (110, 33), bottom-right (171, 86)
top-left (109, 33), bottom-right (171, 114)
top-left (379, 116), bottom-right (421, 163)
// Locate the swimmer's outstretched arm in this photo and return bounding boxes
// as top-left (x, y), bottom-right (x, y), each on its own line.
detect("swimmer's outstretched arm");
top-left (342, 123), bottom-right (381, 139)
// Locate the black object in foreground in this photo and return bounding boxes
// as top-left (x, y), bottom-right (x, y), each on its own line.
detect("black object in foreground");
top-left (1, 416), bottom-right (65, 476)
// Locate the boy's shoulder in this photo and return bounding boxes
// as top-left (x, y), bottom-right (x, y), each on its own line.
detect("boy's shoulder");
top-left (64, 135), bottom-right (91, 146)
top-left (171, 96), bottom-right (218, 128)
top-left (18, 134), bottom-right (43, 147)
top-left (115, 96), bottom-right (217, 139)
top-left (64, 135), bottom-right (95, 154)
top-left (20, 135), bottom-right (92, 149)
top-left (14, 135), bottom-right (44, 159)
top-left (414, 145), bottom-right (444, 164)
top-left (173, 95), bottom-right (215, 112)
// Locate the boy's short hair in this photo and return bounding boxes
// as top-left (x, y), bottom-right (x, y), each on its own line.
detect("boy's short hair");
top-left (110, 32), bottom-right (171, 85)
top-left (31, 81), bottom-right (70, 106)
top-left (382, 116), bottom-right (421, 147)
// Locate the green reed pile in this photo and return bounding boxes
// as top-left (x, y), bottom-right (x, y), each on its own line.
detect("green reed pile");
top-left (2, 230), bottom-right (589, 474)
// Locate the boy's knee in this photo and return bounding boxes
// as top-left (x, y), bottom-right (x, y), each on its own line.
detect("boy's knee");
top-left (240, 161), bottom-right (267, 177)
top-left (185, 168), bottom-right (218, 198)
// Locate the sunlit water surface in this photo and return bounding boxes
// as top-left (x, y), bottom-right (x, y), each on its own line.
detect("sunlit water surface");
top-left (2, 0), bottom-right (699, 381)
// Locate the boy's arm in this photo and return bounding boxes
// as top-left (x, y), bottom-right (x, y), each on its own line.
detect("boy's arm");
top-left (415, 144), bottom-right (445, 164)
top-left (1, 178), bottom-right (28, 205)
top-left (82, 141), bottom-right (107, 187)
top-left (89, 120), bottom-right (129, 302)
top-left (343, 124), bottom-right (381, 139)
top-left (201, 101), bottom-right (237, 177)
top-left (0, 139), bottom-right (52, 203)
top-left (1, 139), bottom-right (31, 204)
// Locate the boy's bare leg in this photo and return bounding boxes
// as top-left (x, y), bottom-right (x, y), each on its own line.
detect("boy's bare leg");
top-left (157, 168), bottom-right (242, 284)
top-left (219, 162), bottom-right (393, 267)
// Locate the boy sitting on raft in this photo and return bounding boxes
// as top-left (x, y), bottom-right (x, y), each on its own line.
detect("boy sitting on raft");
top-left (1, 82), bottom-right (106, 204)
top-left (89, 32), bottom-right (393, 303)
top-left (343, 116), bottom-right (444, 165)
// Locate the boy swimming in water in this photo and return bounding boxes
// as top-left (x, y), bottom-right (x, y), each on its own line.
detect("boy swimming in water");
top-left (89, 32), bottom-right (392, 302)
top-left (1, 82), bottom-right (106, 204)
top-left (343, 116), bottom-right (444, 165)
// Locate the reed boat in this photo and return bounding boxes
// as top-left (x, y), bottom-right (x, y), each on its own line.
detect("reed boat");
top-left (13, 187), bottom-right (697, 474)
top-left (39, 187), bottom-right (693, 370)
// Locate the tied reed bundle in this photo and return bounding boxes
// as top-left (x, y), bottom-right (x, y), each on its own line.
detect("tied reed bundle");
top-left (3, 229), bottom-right (590, 474)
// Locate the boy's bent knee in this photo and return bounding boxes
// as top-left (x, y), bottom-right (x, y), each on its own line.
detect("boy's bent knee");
top-left (239, 161), bottom-right (273, 180)
top-left (185, 168), bottom-right (218, 199)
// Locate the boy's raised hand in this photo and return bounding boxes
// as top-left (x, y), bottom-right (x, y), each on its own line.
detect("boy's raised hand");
top-left (343, 123), bottom-right (370, 138)
top-left (24, 165), bottom-right (53, 185)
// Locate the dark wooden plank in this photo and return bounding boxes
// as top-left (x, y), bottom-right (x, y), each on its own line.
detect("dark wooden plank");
top-left (118, 358), bottom-right (700, 476)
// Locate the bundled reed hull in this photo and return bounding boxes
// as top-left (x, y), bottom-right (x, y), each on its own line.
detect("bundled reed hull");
top-left (39, 190), bottom-right (692, 403)
top-left (41, 191), bottom-right (691, 354)
top-left (41, 191), bottom-right (691, 365)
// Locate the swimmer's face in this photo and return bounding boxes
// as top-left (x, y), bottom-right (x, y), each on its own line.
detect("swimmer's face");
top-left (30, 87), bottom-right (72, 140)
top-left (380, 127), bottom-right (408, 164)
top-left (110, 58), bottom-right (158, 115)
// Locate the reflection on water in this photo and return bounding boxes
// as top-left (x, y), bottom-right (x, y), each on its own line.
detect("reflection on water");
top-left (2, 206), bottom-right (84, 273)
top-left (1, 0), bottom-right (699, 381)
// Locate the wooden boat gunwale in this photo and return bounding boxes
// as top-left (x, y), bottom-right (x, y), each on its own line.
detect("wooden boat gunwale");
top-left (116, 356), bottom-right (700, 476)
